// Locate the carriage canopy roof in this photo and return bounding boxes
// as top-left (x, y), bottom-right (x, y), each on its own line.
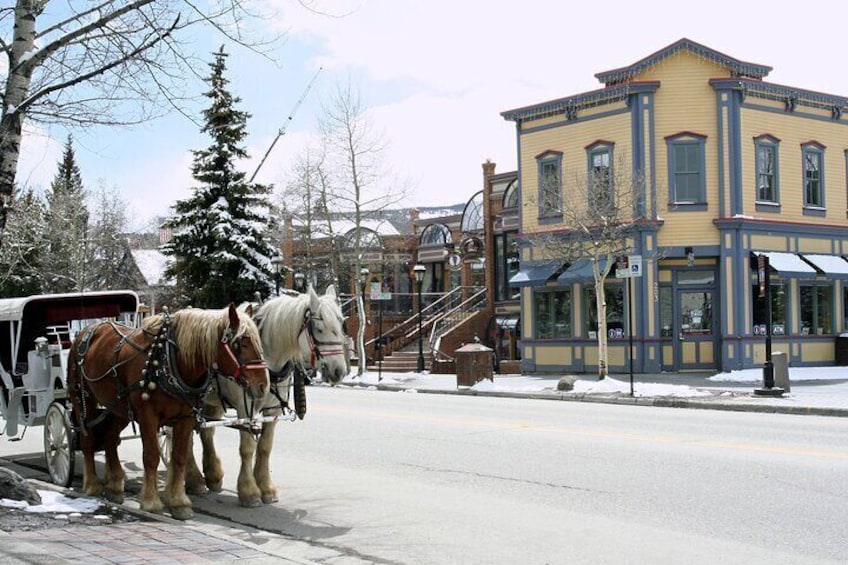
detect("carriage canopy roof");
top-left (0, 291), bottom-right (140, 323)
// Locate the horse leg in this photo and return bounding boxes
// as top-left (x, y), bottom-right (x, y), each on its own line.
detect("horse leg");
top-left (138, 415), bottom-right (165, 515)
top-left (164, 418), bottom-right (194, 521)
top-left (78, 426), bottom-right (102, 497)
top-left (254, 421), bottom-right (278, 504)
top-left (74, 389), bottom-right (103, 497)
top-left (236, 429), bottom-right (262, 507)
top-left (184, 431), bottom-right (209, 495)
top-left (198, 426), bottom-right (224, 492)
top-left (102, 414), bottom-right (126, 504)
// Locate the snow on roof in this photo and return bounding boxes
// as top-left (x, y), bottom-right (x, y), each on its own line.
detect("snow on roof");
top-left (131, 249), bottom-right (173, 286)
top-left (802, 254), bottom-right (848, 276)
top-left (292, 217), bottom-right (401, 237)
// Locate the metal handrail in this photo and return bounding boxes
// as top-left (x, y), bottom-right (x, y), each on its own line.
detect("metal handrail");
top-left (429, 287), bottom-right (487, 361)
top-left (362, 287), bottom-right (469, 350)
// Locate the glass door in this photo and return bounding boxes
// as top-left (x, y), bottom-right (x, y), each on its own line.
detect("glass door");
top-left (676, 289), bottom-right (717, 370)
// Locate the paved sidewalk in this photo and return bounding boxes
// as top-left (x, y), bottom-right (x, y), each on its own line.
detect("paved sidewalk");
top-left (343, 369), bottom-right (848, 417)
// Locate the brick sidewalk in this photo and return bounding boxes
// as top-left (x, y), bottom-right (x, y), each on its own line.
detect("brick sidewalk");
top-left (11, 521), bottom-right (272, 564)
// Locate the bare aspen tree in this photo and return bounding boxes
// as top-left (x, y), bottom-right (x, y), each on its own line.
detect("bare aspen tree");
top-left (527, 156), bottom-right (646, 379)
top-left (318, 80), bottom-right (408, 375)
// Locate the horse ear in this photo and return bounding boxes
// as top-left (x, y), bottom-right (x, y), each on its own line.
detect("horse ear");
top-left (325, 284), bottom-right (337, 298)
top-left (245, 303), bottom-right (254, 317)
top-left (228, 303), bottom-right (240, 330)
top-left (309, 285), bottom-right (320, 312)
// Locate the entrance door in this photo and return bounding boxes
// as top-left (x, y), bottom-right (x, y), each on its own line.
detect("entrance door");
top-left (676, 288), bottom-right (717, 370)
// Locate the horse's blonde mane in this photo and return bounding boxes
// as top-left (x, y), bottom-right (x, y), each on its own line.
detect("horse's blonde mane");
top-left (142, 307), bottom-right (263, 370)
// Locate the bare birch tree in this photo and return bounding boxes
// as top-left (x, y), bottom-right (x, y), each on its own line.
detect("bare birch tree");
top-left (318, 79), bottom-right (408, 375)
top-left (528, 156), bottom-right (646, 379)
top-left (0, 0), bottom-right (281, 241)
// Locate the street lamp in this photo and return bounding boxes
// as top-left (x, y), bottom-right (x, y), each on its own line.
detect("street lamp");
top-left (413, 263), bottom-right (426, 372)
top-left (294, 272), bottom-right (305, 293)
top-left (271, 253), bottom-right (285, 296)
top-left (359, 267), bottom-right (370, 305)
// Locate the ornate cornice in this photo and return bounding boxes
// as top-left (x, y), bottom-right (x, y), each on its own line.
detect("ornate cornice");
top-left (596, 38), bottom-right (771, 86)
top-left (501, 81), bottom-right (659, 124)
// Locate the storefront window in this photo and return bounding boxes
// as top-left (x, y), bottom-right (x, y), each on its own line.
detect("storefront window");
top-left (751, 280), bottom-right (787, 336)
top-left (659, 286), bottom-right (673, 337)
top-left (584, 284), bottom-right (624, 338)
top-left (800, 283), bottom-right (833, 335)
top-left (495, 232), bottom-right (520, 302)
top-left (534, 289), bottom-right (572, 339)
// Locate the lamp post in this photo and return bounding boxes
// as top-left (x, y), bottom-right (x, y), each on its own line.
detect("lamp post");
top-left (271, 253), bottom-right (285, 296)
top-left (413, 264), bottom-right (426, 373)
top-left (294, 272), bottom-right (305, 293)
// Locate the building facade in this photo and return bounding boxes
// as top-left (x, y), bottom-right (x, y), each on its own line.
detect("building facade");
top-left (504, 38), bottom-right (848, 374)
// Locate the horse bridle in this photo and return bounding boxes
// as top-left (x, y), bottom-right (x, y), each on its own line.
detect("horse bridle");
top-left (217, 327), bottom-right (268, 385)
top-left (300, 310), bottom-right (346, 369)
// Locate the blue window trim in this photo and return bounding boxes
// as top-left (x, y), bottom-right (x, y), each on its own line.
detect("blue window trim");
top-left (666, 132), bottom-right (707, 210)
top-left (536, 150), bottom-right (563, 219)
top-left (754, 134), bottom-right (780, 211)
top-left (586, 140), bottom-right (614, 211)
top-left (801, 141), bottom-right (826, 215)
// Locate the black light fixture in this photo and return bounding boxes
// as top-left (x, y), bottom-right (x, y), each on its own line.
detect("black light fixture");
top-left (271, 252), bottom-right (285, 296)
top-left (294, 272), bottom-right (305, 293)
top-left (685, 246), bottom-right (695, 267)
top-left (413, 264), bottom-right (426, 372)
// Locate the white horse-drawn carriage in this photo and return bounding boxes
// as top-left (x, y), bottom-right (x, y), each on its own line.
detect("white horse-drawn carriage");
top-left (0, 291), bottom-right (142, 485)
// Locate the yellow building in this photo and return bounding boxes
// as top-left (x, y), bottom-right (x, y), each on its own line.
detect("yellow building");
top-left (503, 38), bottom-right (848, 374)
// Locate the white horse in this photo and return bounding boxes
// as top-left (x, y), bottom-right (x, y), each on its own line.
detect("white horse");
top-left (185, 285), bottom-right (349, 506)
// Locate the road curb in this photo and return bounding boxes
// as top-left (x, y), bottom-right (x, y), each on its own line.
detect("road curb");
top-left (341, 382), bottom-right (848, 418)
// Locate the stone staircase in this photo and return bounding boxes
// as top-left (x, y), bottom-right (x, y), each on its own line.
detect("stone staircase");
top-left (368, 343), bottom-right (431, 372)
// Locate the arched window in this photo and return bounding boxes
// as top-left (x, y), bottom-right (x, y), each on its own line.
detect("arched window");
top-left (461, 190), bottom-right (484, 234)
top-left (419, 223), bottom-right (452, 247)
top-left (343, 227), bottom-right (383, 250)
top-left (502, 179), bottom-right (518, 209)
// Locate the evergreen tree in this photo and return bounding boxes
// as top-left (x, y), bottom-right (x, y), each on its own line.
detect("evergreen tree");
top-left (88, 183), bottom-right (134, 290)
top-left (0, 189), bottom-right (47, 296)
top-left (162, 46), bottom-right (277, 307)
top-left (43, 135), bottom-right (90, 293)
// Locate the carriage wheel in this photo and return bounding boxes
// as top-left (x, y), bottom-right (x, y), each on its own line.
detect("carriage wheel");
top-left (159, 427), bottom-right (172, 468)
top-left (44, 401), bottom-right (76, 488)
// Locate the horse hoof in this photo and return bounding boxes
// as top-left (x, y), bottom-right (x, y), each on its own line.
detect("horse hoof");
top-left (170, 506), bottom-right (194, 521)
top-left (104, 491), bottom-right (124, 505)
top-left (239, 497), bottom-right (262, 508)
top-left (206, 480), bottom-right (223, 493)
top-left (261, 494), bottom-right (278, 504)
top-left (186, 484), bottom-right (209, 495)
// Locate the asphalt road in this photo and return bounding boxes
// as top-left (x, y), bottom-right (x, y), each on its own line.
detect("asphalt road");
top-left (181, 386), bottom-right (848, 565)
top-left (5, 386), bottom-right (847, 564)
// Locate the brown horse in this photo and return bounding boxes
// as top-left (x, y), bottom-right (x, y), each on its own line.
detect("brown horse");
top-left (66, 304), bottom-right (268, 520)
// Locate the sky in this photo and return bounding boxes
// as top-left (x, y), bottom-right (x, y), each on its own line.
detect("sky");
top-left (16, 0), bottom-right (848, 231)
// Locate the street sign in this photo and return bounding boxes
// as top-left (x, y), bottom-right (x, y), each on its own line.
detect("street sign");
top-left (615, 254), bottom-right (643, 278)
top-left (370, 282), bottom-right (392, 301)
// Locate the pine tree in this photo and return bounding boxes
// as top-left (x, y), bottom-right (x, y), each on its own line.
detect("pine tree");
top-left (162, 46), bottom-right (277, 307)
top-left (0, 189), bottom-right (47, 296)
top-left (43, 135), bottom-right (90, 293)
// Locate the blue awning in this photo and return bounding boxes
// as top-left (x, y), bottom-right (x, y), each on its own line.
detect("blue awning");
top-left (508, 260), bottom-right (563, 288)
top-left (556, 258), bottom-right (608, 285)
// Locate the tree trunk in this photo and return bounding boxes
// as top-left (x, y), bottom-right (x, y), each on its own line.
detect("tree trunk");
top-left (0, 1), bottom-right (39, 234)
top-left (356, 291), bottom-right (367, 376)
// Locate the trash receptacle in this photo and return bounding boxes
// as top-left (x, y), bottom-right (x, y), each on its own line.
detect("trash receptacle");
top-left (836, 334), bottom-right (848, 366)
top-left (455, 343), bottom-right (494, 388)
top-left (772, 351), bottom-right (790, 392)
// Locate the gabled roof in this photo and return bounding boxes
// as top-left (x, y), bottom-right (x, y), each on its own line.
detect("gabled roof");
top-left (595, 37), bottom-right (772, 86)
